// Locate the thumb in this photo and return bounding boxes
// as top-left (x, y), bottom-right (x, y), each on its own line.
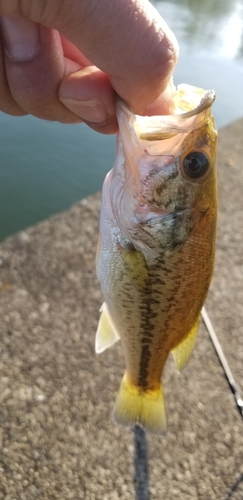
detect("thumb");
top-left (0, 0), bottom-right (178, 114)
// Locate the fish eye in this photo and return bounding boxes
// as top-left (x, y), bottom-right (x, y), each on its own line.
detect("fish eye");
top-left (182, 152), bottom-right (209, 179)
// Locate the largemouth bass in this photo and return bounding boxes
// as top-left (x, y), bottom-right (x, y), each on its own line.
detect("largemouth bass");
top-left (96, 84), bottom-right (217, 434)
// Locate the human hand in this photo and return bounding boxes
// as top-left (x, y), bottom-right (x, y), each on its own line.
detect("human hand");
top-left (0, 0), bottom-right (178, 133)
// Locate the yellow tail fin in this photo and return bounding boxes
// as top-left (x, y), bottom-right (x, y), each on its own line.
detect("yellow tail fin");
top-left (114, 373), bottom-right (166, 435)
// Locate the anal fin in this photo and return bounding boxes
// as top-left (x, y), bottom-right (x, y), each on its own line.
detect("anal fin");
top-left (172, 318), bottom-right (199, 371)
top-left (95, 303), bottom-right (120, 354)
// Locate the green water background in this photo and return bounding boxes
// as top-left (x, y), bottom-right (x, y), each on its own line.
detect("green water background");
top-left (0, 0), bottom-right (242, 241)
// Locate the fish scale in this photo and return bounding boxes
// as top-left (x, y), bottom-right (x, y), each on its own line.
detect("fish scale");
top-left (96, 84), bottom-right (217, 434)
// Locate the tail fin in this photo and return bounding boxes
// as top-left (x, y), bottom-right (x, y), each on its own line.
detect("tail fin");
top-left (114, 373), bottom-right (166, 435)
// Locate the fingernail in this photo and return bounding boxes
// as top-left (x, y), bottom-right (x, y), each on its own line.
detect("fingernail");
top-left (1, 16), bottom-right (40, 62)
top-left (60, 98), bottom-right (108, 124)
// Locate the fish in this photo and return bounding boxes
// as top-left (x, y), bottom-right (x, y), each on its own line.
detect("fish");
top-left (96, 84), bottom-right (218, 434)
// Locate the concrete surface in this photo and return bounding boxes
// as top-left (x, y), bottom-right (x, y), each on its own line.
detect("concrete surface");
top-left (0, 118), bottom-right (243, 500)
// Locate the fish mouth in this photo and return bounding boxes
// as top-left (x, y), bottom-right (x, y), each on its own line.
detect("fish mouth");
top-left (116, 84), bottom-right (215, 141)
top-left (173, 85), bottom-right (215, 117)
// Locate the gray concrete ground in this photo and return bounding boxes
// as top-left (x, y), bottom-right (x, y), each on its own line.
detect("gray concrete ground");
top-left (0, 118), bottom-right (243, 500)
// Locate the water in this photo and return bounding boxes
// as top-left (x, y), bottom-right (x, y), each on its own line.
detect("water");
top-left (156, 0), bottom-right (243, 125)
top-left (0, 0), bottom-right (242, 241)
top-left (0, 117), bottom-right (115, 240)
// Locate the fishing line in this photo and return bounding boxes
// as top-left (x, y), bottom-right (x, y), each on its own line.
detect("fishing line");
top-left (133, 425), bottom-right (150, 500)
top-left (201, 307), bottom-right (243, 418)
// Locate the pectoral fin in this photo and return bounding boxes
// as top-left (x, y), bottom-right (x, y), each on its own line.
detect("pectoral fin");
top-left (95, 303), bottom-right (120, 354)
top-left (172, 319), bottom-right (199, 371)
top-left (120, 245), bottom-right (150, 289)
